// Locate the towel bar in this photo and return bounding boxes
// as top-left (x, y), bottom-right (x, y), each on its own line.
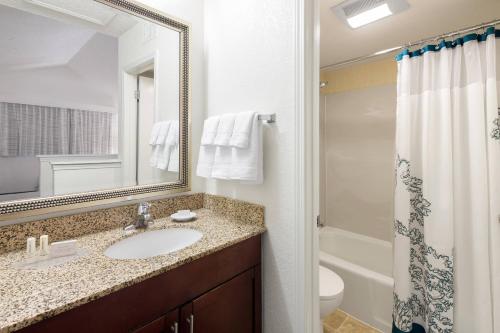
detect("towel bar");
top-left (258, 113), bottom-right (276, 124)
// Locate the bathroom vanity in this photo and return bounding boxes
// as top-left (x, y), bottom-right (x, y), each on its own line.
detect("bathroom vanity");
top-left (0, 195), bottom-right (265, 333)
top-left (18, 236), bottom-right (261, 333)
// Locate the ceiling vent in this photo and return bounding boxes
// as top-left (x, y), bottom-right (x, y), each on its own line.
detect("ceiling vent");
top-left (333, 0), bottom-right (409, 29)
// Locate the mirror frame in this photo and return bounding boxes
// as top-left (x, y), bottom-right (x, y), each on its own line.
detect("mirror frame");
top-left (0, 0), bottom-right (191, 221)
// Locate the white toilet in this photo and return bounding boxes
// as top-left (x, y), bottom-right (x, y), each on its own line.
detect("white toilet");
top-left (319, 265), bottom-right (344, 318)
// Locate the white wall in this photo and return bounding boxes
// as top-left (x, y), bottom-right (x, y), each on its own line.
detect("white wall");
top-left (204, 1), bottom-right (304, 332)
top-left (135, 0), bottom-right (205, 194)
top-left (118, 19), bottom-right (180, 121)
top-left (118, 18), bottom-right (181, 186)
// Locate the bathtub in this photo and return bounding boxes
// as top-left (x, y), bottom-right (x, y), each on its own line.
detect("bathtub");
top-left (319, 226), bottom-right (393, 333)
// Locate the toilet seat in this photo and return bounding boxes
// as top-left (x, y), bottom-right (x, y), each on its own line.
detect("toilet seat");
top-left (319, 265), bottom-right (344, 300)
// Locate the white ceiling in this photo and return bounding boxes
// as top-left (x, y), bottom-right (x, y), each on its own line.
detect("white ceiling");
top-left (0, 3), bottom-right (119, 110)
top-left (0, 5), bottom-right (96, 69)
top-left (0, 0), bottom-right (138, 37)
top-left (320, 0), bottom-right (500, 68)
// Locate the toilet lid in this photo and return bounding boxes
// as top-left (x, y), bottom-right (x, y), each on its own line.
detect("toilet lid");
top-left (319, 266), bottom-right (344, 300)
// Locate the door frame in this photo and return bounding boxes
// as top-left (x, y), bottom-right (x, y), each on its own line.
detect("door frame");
top-left (295, 0), bottom-right (320, 331)
top-left (121, 52), bottom-right (159, 186)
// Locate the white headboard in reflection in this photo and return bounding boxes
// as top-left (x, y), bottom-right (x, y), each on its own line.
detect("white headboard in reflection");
top-left (38, 155), bottom-right (121, 197)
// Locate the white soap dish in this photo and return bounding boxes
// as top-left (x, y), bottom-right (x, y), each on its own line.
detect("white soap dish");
top-left (171, 210), bottom-right (197, 222)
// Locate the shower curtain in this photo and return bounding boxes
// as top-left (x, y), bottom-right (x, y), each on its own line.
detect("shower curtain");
top-left (393, 27), bottom-right (500, 333)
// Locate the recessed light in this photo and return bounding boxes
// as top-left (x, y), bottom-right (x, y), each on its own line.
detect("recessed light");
top-left (346, 3), bottom-right (392, 28)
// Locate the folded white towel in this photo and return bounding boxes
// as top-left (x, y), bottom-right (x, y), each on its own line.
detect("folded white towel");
top-left (168, 145), bottom-right (179, 172)
top-left (149, 122), bottom-right (162, 145)
top-left (166, 121), bottom-right (179, 172)
top-left (230, 113), bottom-right (263, 184)
top-left (150, 145), bottom-right (161, 167)
top-left (211, 146), bottom-right (232, 179)
top-left (150, 120), bottom-right (176, 170)
top-left (213, 114), bottom-right (236, 146)
top-left (150, 121), bottom-right (169, 167)
top-left (156, 143), bottom-right (172, 170)
top-left (196, 145), bottom-right (216, 178)
top-left (229, 111), bottom-right (256, 149)
top-left (166, 120), bottom-right (179, 146)
top-left (155, 121), bottom-right (171, 145)
top-left (201, 116), bottom-right (220, 146)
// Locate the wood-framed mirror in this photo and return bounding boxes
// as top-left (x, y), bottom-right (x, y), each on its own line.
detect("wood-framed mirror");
top-left (0, 0), bottom-right (190, 221)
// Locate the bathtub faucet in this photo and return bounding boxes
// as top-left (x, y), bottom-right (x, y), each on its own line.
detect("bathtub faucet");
top-left (317, 215), bottom-right (324, 228)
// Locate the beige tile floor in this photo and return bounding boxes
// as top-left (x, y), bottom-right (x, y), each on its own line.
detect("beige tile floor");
top-left (323, 310), bottom-right (381, 333)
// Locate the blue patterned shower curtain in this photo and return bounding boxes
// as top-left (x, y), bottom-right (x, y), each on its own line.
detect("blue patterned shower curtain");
top-left (393, 27), bottom-right (500, 333)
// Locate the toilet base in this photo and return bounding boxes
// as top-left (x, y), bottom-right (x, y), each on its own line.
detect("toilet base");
top-left (320, 290), bottom-right (343, 319)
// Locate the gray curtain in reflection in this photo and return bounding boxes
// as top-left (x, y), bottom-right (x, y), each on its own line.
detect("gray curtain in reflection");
top-left (0, 102), bottom-right (116, 157)
top-left (0, 102), bottom-right (18, 156)
top-left (69, 109), bottom-right (114, 155)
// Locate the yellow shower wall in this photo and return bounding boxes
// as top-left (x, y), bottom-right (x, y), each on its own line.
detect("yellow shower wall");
top-left (320, 56), bottom-right (397, 94)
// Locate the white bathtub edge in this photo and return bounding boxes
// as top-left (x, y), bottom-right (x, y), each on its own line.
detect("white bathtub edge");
top-left (319, 250), bottom-right (394, 288)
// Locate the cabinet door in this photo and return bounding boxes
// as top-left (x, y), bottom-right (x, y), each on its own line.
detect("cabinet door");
top-left (182, 269), bottom-right (255, 333)
top-left (164, 309), bottom-right (181, 333)
top-left (133, 309), bottom-right (179, 333)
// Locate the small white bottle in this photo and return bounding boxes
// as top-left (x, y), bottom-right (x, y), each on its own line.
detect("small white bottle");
top-left (40, 235), bottom-right (49, 256)
top-left (26, 237), bottom-right (36, 257)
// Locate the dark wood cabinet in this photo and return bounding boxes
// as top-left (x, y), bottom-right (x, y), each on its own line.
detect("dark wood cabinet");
top-left (133, 309), bottom-right (179, 333)
top-left (135, 269), bottom-right (257, 333)
top-left (18, 235), bottom-right (261, 333)
top-left (189, 268), bottom-right (255, 333)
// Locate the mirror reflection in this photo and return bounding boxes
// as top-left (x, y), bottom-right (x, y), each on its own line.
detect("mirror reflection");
top-left (0, 0), bottom-right (181, 203)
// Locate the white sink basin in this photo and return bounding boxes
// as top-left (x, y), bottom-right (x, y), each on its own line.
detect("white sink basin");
top-left (104, 228), bottom-right (203, 259)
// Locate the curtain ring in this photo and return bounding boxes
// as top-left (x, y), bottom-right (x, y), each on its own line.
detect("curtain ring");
top-left (450, 33), bottom-right (460, 44)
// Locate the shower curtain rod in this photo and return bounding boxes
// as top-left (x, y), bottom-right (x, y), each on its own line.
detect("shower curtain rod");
top-left (321, 18), bottom-right (500, 71)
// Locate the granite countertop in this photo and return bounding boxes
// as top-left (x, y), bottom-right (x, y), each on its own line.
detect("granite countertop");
top-left (0, 208), bottom-right (266, 333)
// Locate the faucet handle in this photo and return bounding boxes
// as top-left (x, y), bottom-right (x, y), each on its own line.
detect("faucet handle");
top-left (123, 224), bottom-right (136, 235)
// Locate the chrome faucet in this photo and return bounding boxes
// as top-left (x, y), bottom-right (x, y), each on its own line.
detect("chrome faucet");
top-left (136, 202), bottom-right (153, 229)
top-left (124, 202), bottom-right (153, 233)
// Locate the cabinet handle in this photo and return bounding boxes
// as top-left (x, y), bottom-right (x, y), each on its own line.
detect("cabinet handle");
top-left (186, 314), bottom-right (194, 333)
top-left (170, 322), bottom-right (178, 333)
